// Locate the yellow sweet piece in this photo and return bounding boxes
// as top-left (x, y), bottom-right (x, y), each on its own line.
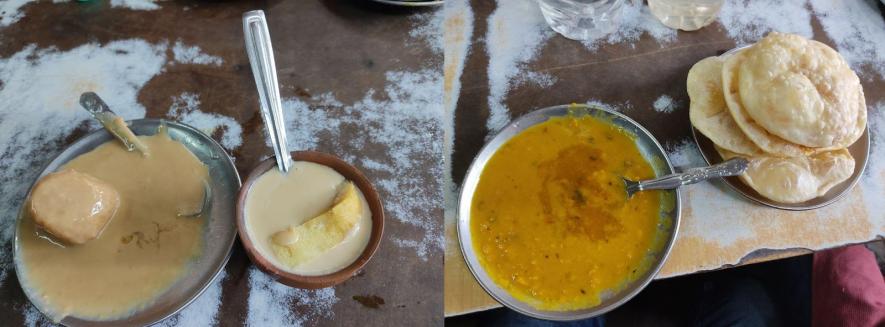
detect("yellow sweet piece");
top-left (271, 182), bottom-right (362, 268)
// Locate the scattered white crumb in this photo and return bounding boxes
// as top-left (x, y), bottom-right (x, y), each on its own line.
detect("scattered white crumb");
top-left (585, 98), bottom-right (629, 112)
top-left (156, 271), bottom-right (227, 327)
top-left (314, 92), bottom-right (343, 107)
top-left (664, 138), bottom-right (706, 170)
top-left (172, 41), bottom-right (223, 66)
top-left (278, 98), bottom-right (341, 151)
top-left (652, 95), bottom-right (676, 113)
top-left (278, 69), bottom-right (445, 261)
top-left (861, 101), bottom-right (885, 220)
top-left (110, 0), bottom-right (161, 11)
top-left (518, 71), bottom-right (557, 88)
top-left (580, 1), bottom-right (677, 50)
top-left (393, 238), bottom-right (431, 260)
top-left (485, 0), bottom-right (554, 133)
top-left (410, 10), bottom-right (444, 55)
top-left (22, 303), bottom-right (51, 327)
top-left (0, 0), bottom-right (36, 27)
top-left (168, 92), bottom-right (243, 150)
top-left (443, 0), bottom-right (474, 226)
top-left (247, 267), bottom-right (337, 326)
top-left (718, 0), bottom-right (813, 44)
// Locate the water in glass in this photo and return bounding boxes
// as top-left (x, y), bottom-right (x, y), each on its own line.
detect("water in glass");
top-left (648, 0), bottom-right (724, 31)
top-left (538, 0), bottom-right (627, 41)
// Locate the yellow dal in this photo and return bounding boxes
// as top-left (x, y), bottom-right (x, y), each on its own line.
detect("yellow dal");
top-left (470, 115), bottom-right (662, 310)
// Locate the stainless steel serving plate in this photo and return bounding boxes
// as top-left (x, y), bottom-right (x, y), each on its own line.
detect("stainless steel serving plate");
top-left (692, 127), bottom-right (870, 211)
top-left (457, 104), bottom-right (681, 320)
top-left (13, 119), bottom-right (241, 327)
top-left (690, 46), bottom-right (871, 210)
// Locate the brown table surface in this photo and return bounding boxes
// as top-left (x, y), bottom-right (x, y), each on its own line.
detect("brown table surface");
top-left (0, 1), bottom-right (442, 326)
top-left (443, 0), bottom-right (885, 317)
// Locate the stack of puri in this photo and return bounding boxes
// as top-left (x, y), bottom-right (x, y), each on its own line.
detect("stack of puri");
top-left (688, 32), bottom-right (866, 204)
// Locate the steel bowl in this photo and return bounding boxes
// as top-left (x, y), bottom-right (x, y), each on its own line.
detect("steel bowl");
top-left (690, 46), bottom-right (871, 210)
top-left (457, 104), bottom-right (681, 320)
top-left (13, 119), bottom-right (241, 326)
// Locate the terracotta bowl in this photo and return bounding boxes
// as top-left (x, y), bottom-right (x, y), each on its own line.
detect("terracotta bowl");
top-left (236, 151), bottom-right (384, 289)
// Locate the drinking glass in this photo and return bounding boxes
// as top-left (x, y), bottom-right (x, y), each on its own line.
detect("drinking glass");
top-left (538, 0), bottom-right (627, 41)
top-left (648, 0), bottom-right (724, 31)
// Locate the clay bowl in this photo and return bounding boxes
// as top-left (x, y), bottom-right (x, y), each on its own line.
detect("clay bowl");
top-left (236, 151), bottom-right (384, 289)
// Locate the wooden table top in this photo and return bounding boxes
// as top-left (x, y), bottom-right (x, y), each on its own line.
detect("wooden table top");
top-left (0, 1), bottom-right (442, 326)
top-left (443, 0), bottom-right (885, 317)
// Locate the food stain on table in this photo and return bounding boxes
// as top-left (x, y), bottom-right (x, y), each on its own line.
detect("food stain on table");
top-left (352, 295), bottom-right (386, 309)
top-left (18, 128), bottom-right (208, 321)
top-left (471, 115), bottom-right (663, 311)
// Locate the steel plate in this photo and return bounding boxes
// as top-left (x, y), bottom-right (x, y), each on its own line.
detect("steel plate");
top-left (13, 119), bottom-right (241, 326)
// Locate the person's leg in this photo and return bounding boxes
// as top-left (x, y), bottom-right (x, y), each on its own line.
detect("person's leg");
top-left (812, 244), bottom-right (885, 327)
top-left (749, 254), bottom-right (812, 327)
top-left (691, 274), bottom-right (776, 327)
top-left (479, 308), bottom-right (605, 327)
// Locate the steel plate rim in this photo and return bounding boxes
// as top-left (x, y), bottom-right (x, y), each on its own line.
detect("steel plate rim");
top-left (13, 118), bottom-right (241, 327)
top-left (457, 104), bottom-right (682, 321)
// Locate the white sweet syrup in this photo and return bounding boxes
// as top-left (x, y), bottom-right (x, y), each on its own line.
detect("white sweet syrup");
top-left (245, 161), bottom-right (372, 276)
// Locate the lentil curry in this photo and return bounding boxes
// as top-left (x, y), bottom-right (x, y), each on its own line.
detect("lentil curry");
top-left (471, 115), bottom-right (662, 310)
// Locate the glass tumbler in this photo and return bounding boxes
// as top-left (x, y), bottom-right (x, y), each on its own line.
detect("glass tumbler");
top-left (538, 0), bottom-right (627, 41)
top-left (648, 0), bottom-right (724, 31)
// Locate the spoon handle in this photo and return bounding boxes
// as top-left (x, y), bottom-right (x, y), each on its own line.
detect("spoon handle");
top-left (79, 92), bottom-right (150, 156)
top-left (634, 157), bottom-right (749, 191)
top-left (243, 10), bottom-right (292, 173)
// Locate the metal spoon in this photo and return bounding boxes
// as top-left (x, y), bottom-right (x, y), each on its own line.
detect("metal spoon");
top-left (79, 92), bottom-right (150, 156)
top-left (243, 10), bottom-right (292, 173)
top-left (623, 157), bottom-right (749, 198)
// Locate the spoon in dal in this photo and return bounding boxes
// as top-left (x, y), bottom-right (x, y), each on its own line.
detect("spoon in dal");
top-left (622, 157), bottom-right (749, 198)
top-left (243, 10), bottom-right (292, 173)
top-left (79, 92), bottom-right (150, 157)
